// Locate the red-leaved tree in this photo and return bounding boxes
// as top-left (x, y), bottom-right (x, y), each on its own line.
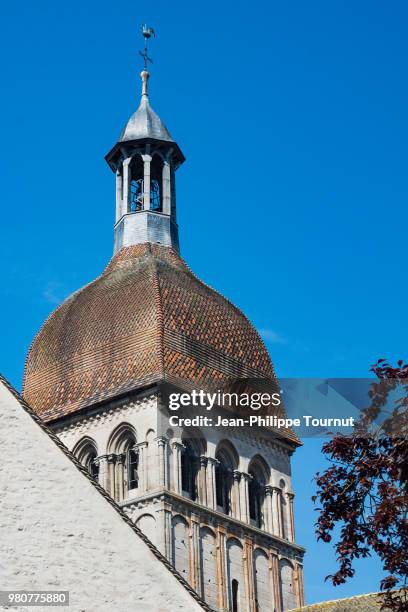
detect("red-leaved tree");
top-left (313, 359), bottom-right (408, 611)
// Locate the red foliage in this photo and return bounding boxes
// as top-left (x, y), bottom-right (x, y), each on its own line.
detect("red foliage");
top-left (313, 360), bottom-right (408, 611)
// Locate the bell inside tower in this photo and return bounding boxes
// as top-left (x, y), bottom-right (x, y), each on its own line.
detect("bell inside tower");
top-left (129, 155), bottom-right (144, 212)
top-left (150, 153), bottom-right (163, 211)
top-left (127, 153), bottom-right (163, 213)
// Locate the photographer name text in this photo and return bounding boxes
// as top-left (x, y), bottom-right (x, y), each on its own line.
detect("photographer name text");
top-left (168, 414), bottom-right (355, 428)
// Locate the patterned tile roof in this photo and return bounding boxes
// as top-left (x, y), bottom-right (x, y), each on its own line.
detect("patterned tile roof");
top-left (23, 244), bottom-right (297, 442)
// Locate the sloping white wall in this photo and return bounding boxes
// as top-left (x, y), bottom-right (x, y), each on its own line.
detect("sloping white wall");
top-left (0, 381), bottom-right (205, 612)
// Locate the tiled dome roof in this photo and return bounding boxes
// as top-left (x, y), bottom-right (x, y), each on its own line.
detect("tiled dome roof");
top-left (23, 244), bottom-right (276, 424)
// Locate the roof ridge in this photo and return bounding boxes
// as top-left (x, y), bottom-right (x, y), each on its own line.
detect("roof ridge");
top-left (150, 246), bottom-right (166, 380)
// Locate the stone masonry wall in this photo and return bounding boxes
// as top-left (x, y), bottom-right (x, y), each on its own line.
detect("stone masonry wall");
top-left (0, 380), bottom-right (206, 612)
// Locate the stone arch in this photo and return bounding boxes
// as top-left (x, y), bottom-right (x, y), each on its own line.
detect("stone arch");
top-left (248, 455), bottom-right (271, 529)
top-left (253, 548), bottom-right (271, 612)
top-left (171, 515), bottom-right (190, 581)
top-left (215, 440), bottom-right (239, 515)
top-left (106, 423), bottom-right (138, 501)
top-left (181, 426), bottom-right (207, 456)
top-left (72, 436), bottom-right (98, 479)
top-left (215, 439), bottom-right (239, 470)
top-left (107, 422), bottom-right (137, 454)
top-left (249, 454), bottom-right (271, 484)
top-left (145, 428), bottom-right (156, 442)
top-left (181, 428), bottom-right (207, 501)
top-left (199, 526), bottom-right (217, 608)
top-left (279, 558), bottom-right (296, 611)
top-left (226, 538), bottom-right (245, 612)
top-left (135, 513), bottom-right (157, 547)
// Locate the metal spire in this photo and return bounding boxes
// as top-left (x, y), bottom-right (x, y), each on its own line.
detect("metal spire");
top-left (139, 24), bottom-right (155, 71)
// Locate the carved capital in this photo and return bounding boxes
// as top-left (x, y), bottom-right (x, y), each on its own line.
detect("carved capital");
top-left (94, 454), bottom-right (108, 467)
top-left (154, 436), bottom-right (169, 448)
top-left (170, 440), bottom-right (184, 451)
top-left (199, 455), bottom-right (208, 468)
top-left (116, 453), bottom-right (126, 465)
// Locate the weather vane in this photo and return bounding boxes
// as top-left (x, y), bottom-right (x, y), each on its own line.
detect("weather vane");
top-left (139, 24), bottom-right (155, 71)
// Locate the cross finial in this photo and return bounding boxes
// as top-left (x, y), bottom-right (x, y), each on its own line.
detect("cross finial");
top-left (139, 24), bottom-right (155, 71)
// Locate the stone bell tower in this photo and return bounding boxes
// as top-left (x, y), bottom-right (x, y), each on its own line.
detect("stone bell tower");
top-left (23, 27), bottom-right (305, 612)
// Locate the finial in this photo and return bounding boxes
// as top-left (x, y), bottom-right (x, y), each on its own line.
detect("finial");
top-left (139, 24), bottom-right (155, 72)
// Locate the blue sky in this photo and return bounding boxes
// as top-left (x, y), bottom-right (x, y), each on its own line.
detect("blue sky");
top-left (1, 0), bottom-right (406, 605)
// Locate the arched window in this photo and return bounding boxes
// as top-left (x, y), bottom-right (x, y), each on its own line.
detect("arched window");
top-left (180, 432), bottom-right (205, 501)
top-left (215, 460), bottom-right (231, 514)
top-left (89, 456), bottom-right (99, 480)
top-left (73, 437), bottom-right (99, 481)
top-left (129, 155), bottom-right (144, 212)
top-left (150, 155), bottom-right (163, 212)
top-left (215, 442), bottom-right (238, 516)
top-left (248, 456), bottom-right (270, 529)
top-left (107, 423), bottom-right (138, 500)
top-left (279, 559), bottom-right (296, 610)
top-left (227, 538), bottom-right (244, 612)
top-left (181, 440), bottom-right (198, 501)
top-left (248, 475), bottom-right (262, 526)
top-left (127, 446), bottom-right (139, 490)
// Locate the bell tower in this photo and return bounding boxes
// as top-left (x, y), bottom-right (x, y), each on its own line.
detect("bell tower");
top-left (105, 28), bottom-right (184, 254)
top-left (23, 26), bottom-right (305, 612)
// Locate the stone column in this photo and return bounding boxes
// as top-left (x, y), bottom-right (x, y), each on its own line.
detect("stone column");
top-left (107, 454), bottom-right (117, 499)
top-left (170, 166), bottom-right (177, 218)
top-left (286, 492), bottom-right (295, 542)
top-left (270, 551), bottom-right (282, 612)
top-left (115, 453), bottom-right (125, 502)
top-left (198, 456), bottom-right (208, 506)
top-left (162, 160), bottom-right (171, 215)
top-left (232, 470), bottom-right (242, 520)
top-left (243, 536), bottom-right (255, 612)
top-left (135, 441), bottom-right (148, 493)
top-left (295, 562), bottom-right (305, 607)
top-left (239, 472), bottom-right (252, 524)
top-left (115, 169), bottom-right (123, 222)
top-left (95, 454), bottom-right (108, 490)
top-left (157, 500), bottom-right (172, 558)
top-left (142, 154), bottom-right (152, 210)
top-left (170, 441), bottom-right (183, 494)
top-left (272, 487), bottom-right (282, 538)
top-left (122, 157), bottom-right (132, 216)
top-left (155, 436), bottom-right (168, 488)
top-left (216, 526), bottom-right (227, 611)
top-left (206, 457), bottom-right (219, 510)
top-left (264, 485), bottom-right (274, 534)
top-left (190, 513), bottom-right (200, 591)
top-left (163, 501), bottom-right (173, 560)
